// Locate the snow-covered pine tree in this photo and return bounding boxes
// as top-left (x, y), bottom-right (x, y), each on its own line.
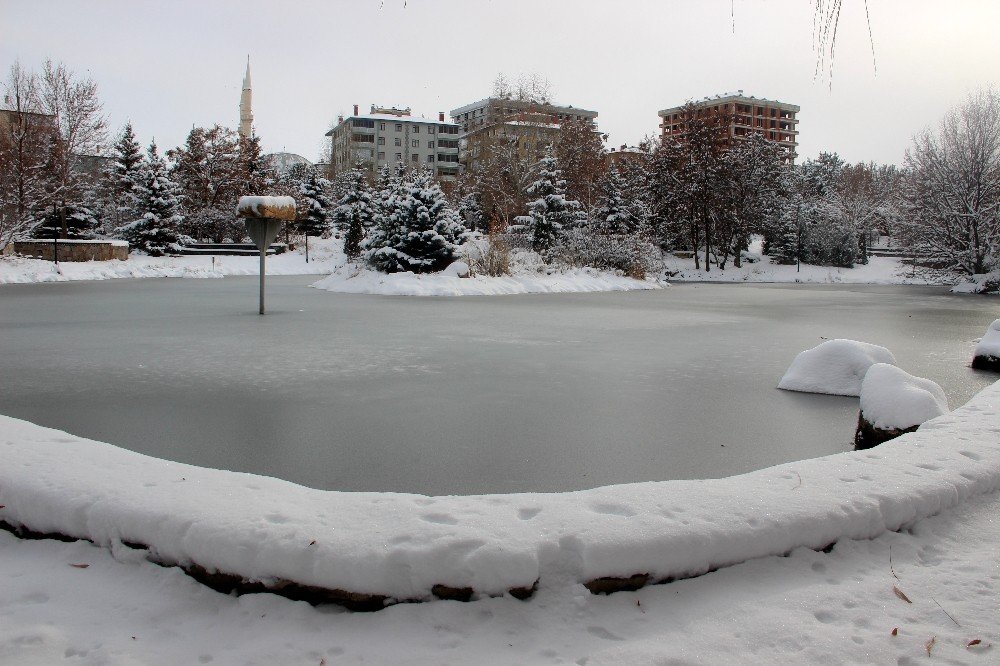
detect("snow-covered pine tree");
top-left (118, 141), bottom-right (189, 256)
top-left (103, 122), bottom-right (144, 233)
top-left (298, 170), bottom-right (333, 238)
top-left (363, 169), bottom-right (470, 273)
top-left (332, 165), bottom-right (374, 259)
top-left (594, 163), bottom-right (641, 236)
top-left (522, 148), bottom-right (584, 255)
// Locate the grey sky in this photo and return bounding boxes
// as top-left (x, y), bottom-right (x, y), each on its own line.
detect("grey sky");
top-left (2, 0), bottom-right (997, 166)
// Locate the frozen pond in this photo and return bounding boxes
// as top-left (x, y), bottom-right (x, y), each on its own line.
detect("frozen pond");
top-left (0, 277), bottom-right (995, 495)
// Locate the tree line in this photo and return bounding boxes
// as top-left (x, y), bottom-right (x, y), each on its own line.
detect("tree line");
top-left (2, 59), bottom-right (997, 279)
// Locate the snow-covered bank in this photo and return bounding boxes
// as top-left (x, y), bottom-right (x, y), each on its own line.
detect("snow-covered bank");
top-left (310, 263), bottom-right (661, 297)
top-left (662, 253), bottom-right (950, 285)
top-left (2, 380), bottom-right (999, 608)
top-left (0, 240), bottom-right (345, 284)
top-left (1, 236), bottom-right (971, 292)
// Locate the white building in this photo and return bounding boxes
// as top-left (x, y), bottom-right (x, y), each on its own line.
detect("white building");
top-left (325, 105), bottom-right (460, 181)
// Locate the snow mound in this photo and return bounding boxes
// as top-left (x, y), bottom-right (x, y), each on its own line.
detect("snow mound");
top-left (778, 339), bottom-right (897, 396)
top-left (951, 271), bottom-right (1000, 294)
top-left (441, 261), bottom-right (470, 278)
top-left (310, 264), bottom-right (661, 297)
top-left (973, 319), bottom-right (1000, 363)
top-left (859, 363), bottom-right (949, 430)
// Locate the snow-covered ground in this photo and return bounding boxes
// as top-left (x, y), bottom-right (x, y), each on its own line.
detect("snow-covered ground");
top-left (1, 379), bottom-right (999, 663)
top-left (662, 252), bottom-right (948, 286)
top-left (0, 240), bottom-right (345, 284)
top-left (0, 237), bottom-right (973, 294)
top-left (310, 262), bottom-right (660, 296)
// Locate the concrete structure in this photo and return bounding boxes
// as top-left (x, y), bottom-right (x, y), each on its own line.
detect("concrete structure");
top-left (450, 98), bottom-right (599, 171)
top-left (14, 239), bottom-right (129, 262)
top-left (239, 59), bottom-right (253, 138)
top-left (325, 105), bottom-right (460, 181)
top-left (658, 91), bottom-right (800, 162)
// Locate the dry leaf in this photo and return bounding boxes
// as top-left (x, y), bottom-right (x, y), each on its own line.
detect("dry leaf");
top-left (69, 563), bottom-right (89, 569)
top-left (892, 585), bottom-right (912, 603)
top-left (891, 627), bottom-right (898, 636)
top-left (967, 639), bottom-right (982, 648)
top-left (926, 636), bottom-right (936, 656)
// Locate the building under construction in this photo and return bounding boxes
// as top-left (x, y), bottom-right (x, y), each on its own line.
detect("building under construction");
top-left (658, 91), bottom-right (800, 162)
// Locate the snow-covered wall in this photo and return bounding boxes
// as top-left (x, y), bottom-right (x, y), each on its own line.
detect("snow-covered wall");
top-left (1, 379), bottom-right (999, 608)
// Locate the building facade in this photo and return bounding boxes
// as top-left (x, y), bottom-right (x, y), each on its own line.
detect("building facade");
top-left (325, 105), bottom-right (460, 181)
top-left (449, 97), bottom-right (599, 171)
top-left (658, 92), bottom-right (800, 162)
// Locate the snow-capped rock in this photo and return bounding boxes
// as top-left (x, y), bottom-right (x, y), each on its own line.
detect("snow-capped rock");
top-left (778, 339), bottom-right (896, 396)
top-left (854, 363), bottom-right (949, 449)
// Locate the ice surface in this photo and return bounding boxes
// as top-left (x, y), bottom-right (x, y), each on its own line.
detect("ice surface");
top-left (778, 339), bottom-right (897, 396)
top-left (859, 363), bottom-right (949, 430)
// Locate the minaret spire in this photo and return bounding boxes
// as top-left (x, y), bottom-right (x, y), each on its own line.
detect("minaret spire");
top-left (239, 56), bottom-right (253, 138)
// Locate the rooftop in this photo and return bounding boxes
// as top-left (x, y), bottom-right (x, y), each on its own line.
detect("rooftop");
top-left (325, 113), bottom-right (459, 136)
top-left (658, 92), bottom-right (800, 117)
top-left (450, 97), bottom-right (598, 118)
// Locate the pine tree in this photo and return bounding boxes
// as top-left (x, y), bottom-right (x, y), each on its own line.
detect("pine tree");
top-left (118, 141), bottom-right (189, 255)
top-left (363, 170), bottom-right (470, 273)
top-left (522, 148), bottom-right (584, 254)
top-left (298, 170), bottom-right (333, 238)
top-left (102, 122), bottom-right (144, 233)
top-left (594, 164), bottom-right (641, 235)
top-left (332, 166), bottom-right (374, 259)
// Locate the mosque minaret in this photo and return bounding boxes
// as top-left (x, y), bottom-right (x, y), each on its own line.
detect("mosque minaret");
top-left (239, 58), bottom-right (253, 138)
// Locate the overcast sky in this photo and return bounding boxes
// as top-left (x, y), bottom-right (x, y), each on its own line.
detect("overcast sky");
top-left (2, 0), bottom-right (998, 166)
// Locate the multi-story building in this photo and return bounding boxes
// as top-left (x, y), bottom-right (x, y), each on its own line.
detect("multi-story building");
top-left (325, 105), bottom-right (461, 181)
top-left (449, 97), bottom-right (599, 171)
top-left (658, 91), bottom-right (800, 162)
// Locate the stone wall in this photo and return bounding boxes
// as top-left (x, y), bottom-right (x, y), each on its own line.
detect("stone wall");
top-left (14, 240), bottom-right (129, 262)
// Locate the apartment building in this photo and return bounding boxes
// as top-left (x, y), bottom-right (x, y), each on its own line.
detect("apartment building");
top-left (449, 97), bottom-right (599, 171)
top-left (658, 91), bottom-right (800, 162)
top-left (325, 105), bottom-right (461, 181)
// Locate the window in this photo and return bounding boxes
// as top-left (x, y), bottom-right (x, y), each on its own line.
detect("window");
top-left (378, 151), bottom-right (385, 160)
top-left (395, 152), bottom-right (402, 161)
top-left (379, 122), bottom-right (385, 131)
top-left (429, 126), bottom-right (435, 134)
top-left (395, 123), bottom-right (402, 132)
top-left (353, 119), bottom-right (374, 129)
top-left (411, 153), bottom-right (418, 163)
top-left (411, 139), bottom-right (418, 148)
top-left (428, 141), bottom-right (434, 149)
top-left (377, 137), bottom-right (385, 145)
top-left (426, 155), bottom-right (434, 163)
top-left (394, 137), bottom-right (401, 147)
top-left (412, 125), bottom-right (419, 134)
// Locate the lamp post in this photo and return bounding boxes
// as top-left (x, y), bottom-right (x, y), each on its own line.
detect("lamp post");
top-left (236, 196), bottom-right (297, 315)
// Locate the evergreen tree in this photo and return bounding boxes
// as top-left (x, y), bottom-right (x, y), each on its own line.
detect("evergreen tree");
top-left (102, 122), bottom-right (144, 233)
top-left (332, 165), bottom-right (374, 259)
top-left (594, 163), bottom-right (643, 236)
top-left (118, 141), bottom-right (189, 255)
top-left (521, 148), bottom-right (584, 255)
top-left (363, 170), bottom-right (470, 273)
top-left (298, 170), bottom-right (333, 238)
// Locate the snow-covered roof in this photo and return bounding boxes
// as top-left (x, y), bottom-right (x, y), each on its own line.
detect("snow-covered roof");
top-left (450, 97), bottom-right (598, 118)
top-left (658, 92), bottom-right (800, 117)
top-left (264, 152), bottom-right (313, 174)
